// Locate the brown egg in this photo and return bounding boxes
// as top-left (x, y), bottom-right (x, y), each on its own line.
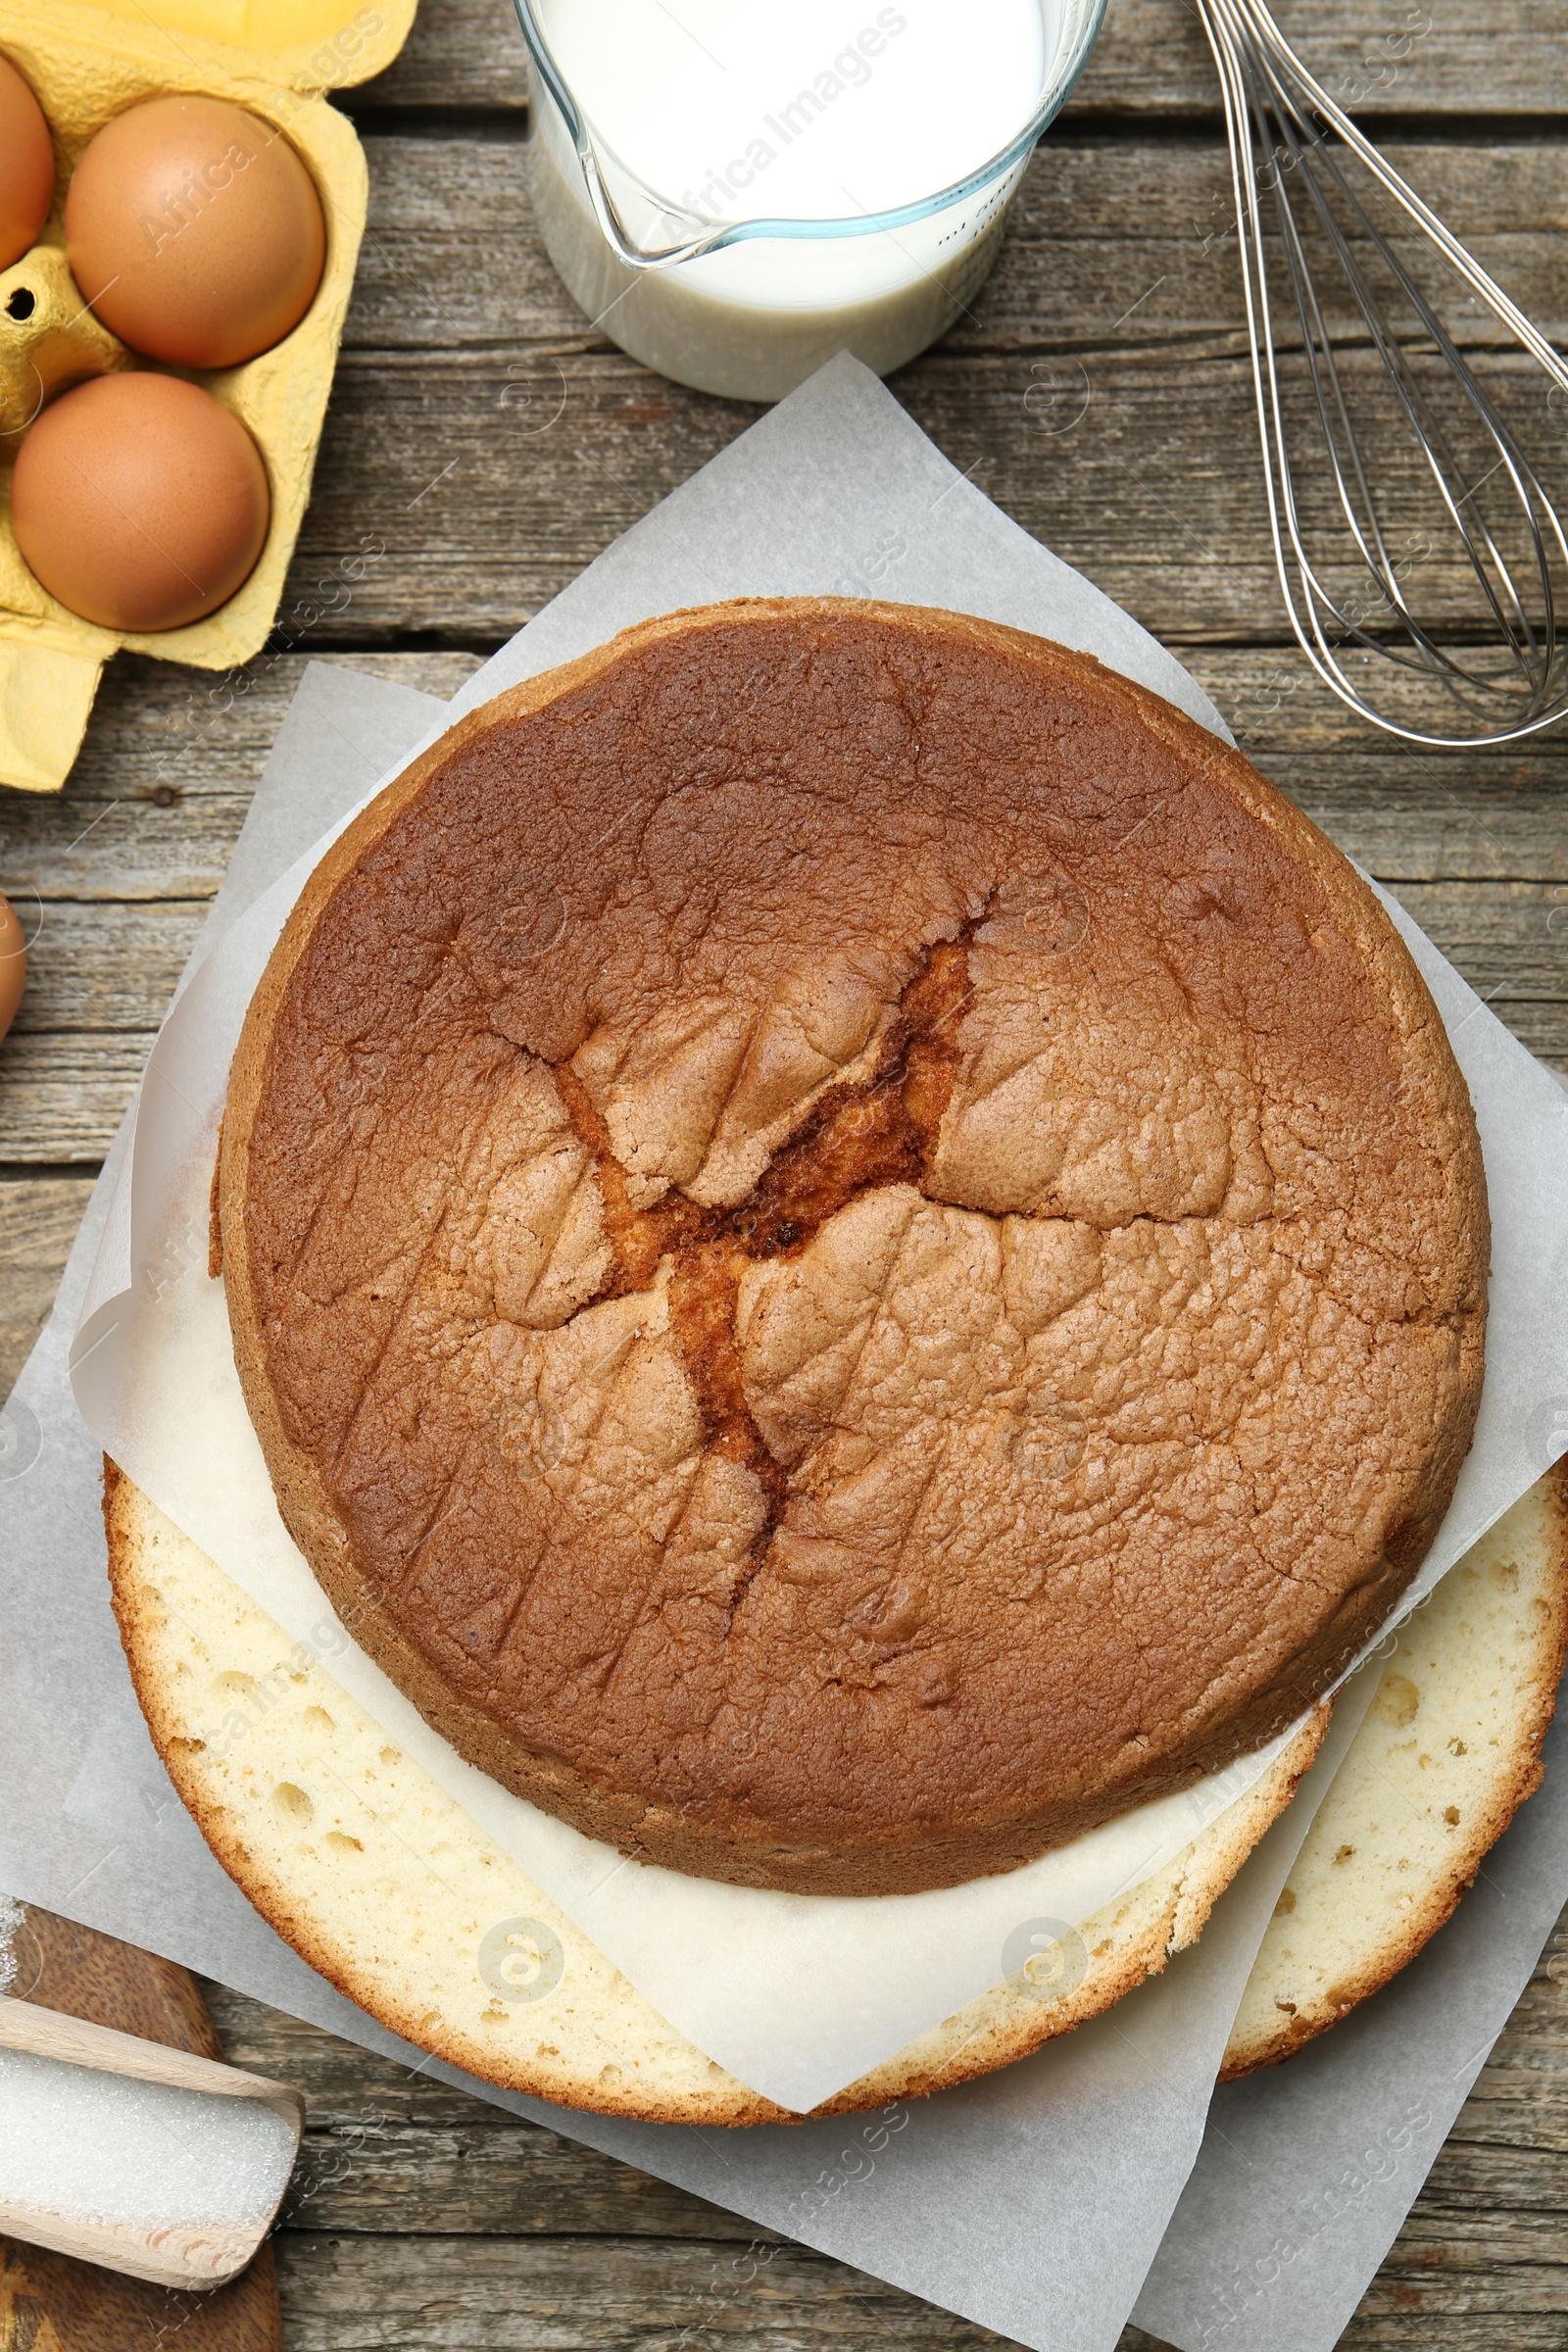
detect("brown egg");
top-left (12, 372), bottom-right (270, 633)
top-left (66, 95), bottom-right (325, 369)
top-left (0, 892), bottom-right (25, 1045)
top-left (0, 54), bottom-right (54, 270)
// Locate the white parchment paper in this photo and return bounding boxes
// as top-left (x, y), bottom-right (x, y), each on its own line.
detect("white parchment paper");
top-left (4, 357), bottom-right (1567, 2350)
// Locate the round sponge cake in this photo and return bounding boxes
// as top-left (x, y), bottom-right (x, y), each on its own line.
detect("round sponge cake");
top-left (220, 598), bottom-right (1489, 1897)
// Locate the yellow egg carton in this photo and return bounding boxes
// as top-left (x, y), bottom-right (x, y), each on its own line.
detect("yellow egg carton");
top-left (0, 0), bottom-right (416, 792)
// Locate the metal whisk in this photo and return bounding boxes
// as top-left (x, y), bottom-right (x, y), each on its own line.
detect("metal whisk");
top-left (1198, 0), bottom-right (1568, 746)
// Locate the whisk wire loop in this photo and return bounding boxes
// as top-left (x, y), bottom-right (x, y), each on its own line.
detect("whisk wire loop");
top-left (1198, 0), bottom-right (1568, 745)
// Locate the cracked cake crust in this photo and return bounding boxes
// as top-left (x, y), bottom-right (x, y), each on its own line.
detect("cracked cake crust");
top-left (220, 598), bottom-right (1489, 1896)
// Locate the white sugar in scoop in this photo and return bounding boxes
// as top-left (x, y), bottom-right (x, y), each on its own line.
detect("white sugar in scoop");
top-left (0, 2046), bottom-right (296, 2229)
top-left (0, 1996), bottom-right (303, 2287)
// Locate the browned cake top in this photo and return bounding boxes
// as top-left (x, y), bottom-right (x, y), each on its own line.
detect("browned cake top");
top-left (223, 600), bottom-right (1488, 1895)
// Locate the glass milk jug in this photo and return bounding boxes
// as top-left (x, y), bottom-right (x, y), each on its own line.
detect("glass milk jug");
top-left (513, 0), bottom-right (1108, 401)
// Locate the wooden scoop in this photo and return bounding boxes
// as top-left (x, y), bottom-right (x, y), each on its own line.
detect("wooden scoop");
top-left (0, 1994), bottom-right (303, 2290)
top-left (0, 1993), bottom-right (303, 2293)
top-left (1, 1903), bottom-right (287, 2346)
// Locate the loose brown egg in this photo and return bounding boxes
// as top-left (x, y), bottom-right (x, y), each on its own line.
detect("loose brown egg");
top-left (66, 95), bottom-right (325, 369)
top-left (0, 892), bottom-right (25, 1045)
top-left (0, 54), bottom-right (54, 270)
top-left (12, 372), bottom-right (270, 633)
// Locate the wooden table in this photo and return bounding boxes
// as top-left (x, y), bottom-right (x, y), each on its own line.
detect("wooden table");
top-left (5, 0), bottom-right (1568, 2340)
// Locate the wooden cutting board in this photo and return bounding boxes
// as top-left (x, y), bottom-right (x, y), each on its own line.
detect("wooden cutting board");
top-left (0, 1905), bottom-right (284, 2351)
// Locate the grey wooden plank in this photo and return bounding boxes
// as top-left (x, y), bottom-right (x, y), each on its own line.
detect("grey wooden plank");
top-left (269, 2228), bottom-right (1022, 2349)
top-left (344, 0), bottom-right (1568, 122)
top-left (349, 0), bottom-right (532, 113)
top-left (1336, 2328), bottom-right (1567, 2349)
top-left (1074, 0), bottom-right (1568, 121)
top-left (1379, 879), bottom-right (1568, 999)
top-left (1228, 805), bottom-right (1568, 884)
top-left (0, 1173), bottom-right (95, 1392)
top-left (8, 904), bottom-right (204, 1035)
top-left (0, 1033), bottom-right (153, 1166)
top-left (1355, 2233), bottom-right (1568, 2320)
top-left (288, 346), bottom-right (735, 640)
top-left (1419, 2146), bottom-right (1568, 2211)
top-left (347, 136), bottom-right (588, 353)
top-left (0, 1175), bottom-right (89, 1269)
top-left (277, 2114), bottom-right (750, 2246)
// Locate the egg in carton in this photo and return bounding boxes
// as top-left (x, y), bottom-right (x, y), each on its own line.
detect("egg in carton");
top-left (0, 0), bottom-right (417, 794)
